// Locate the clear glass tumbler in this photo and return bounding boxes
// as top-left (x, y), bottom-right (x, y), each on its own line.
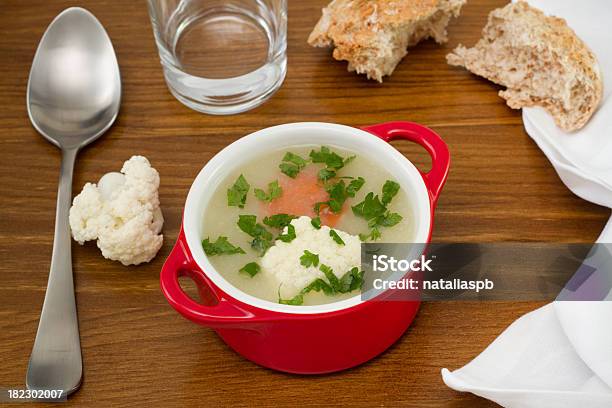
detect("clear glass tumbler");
top-left (147, 0), bottom-right (287, 115)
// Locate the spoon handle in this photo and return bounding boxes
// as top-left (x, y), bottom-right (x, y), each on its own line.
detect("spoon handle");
top-left (27, 148), bottom-right (82, 396)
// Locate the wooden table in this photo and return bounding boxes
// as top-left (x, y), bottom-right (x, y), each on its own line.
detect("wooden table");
top-left (1, 0), bottom-right (608, 406)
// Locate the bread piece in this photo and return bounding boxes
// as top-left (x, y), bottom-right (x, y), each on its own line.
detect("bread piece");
top-left (447, 1), bottom-right (602, 132)
top-left (308, 0), bottom-right (466, 82)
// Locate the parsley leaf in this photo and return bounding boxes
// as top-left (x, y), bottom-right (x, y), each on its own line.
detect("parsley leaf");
top-left (353, 180), bottom-right (402, 241)
top-left (277, 224), bottom-right (296, 243)
top-left (202, 236), bottom-right (245, 256)
top-left (263, 214), bottom-right (297, 243)
top-left (351, 192), bottom-right (386, 220)
top-left (279, 163), bottom-right (299, 178)
top-left (321, 264), bottom-right (364, 294)
top-left (318, 168), bottom-right (336, 181)
top-left (314, 180), bottom-right (350, 214)
top-left (263, 213), bottom-right (296, 229)
top-left (359, 226), bottom-right (382, 241)
top-left (251, 237), bottom-right (274, 255)
top-left (278, 292), bottom-right (305, 305)
top-left (326, 181), bottom-right (348, 212)
top-left (237, 215), bottom-right (274, 255)
top-left (237, 215), bottom-right (273, 240)
top-left (227, 174), bottom-right (250, 208)
top-left (300, 250), bottom-right (319, 267)
top-left (310, 146), bottom-right (344, 169)
top-left (284, 151), bottom-right (308, 167)
top-left (379, 212), bottom-right (403, 227)
top-left (370, 227), bottom-right (381, 241)
top-left (278, 266), bottom-right (363, 305)
top-left (339, 267), bottom-right (364, 292)
top-left (239, 262), bottom-right (260, 277)
top-left (307, 278), bottom-right (336, 295)
top-left (311, 216), bottom-right (322, 229)
top-left (254, 180), bottom-right (282, 202)
top-left (382, 180), bottom-right (400, 205)
top-left (319, 264), bottom-right (340, 291)
top-left (279, 152), bottom-right (307, 178)
top-left (329, 229), bottom-right (345, 245)
top-left (346, 176), bottom-right (365, 197)
top-left (278, 278), bottom-right (334, 305)
top-left (310, 146), bottom-right (356, 181)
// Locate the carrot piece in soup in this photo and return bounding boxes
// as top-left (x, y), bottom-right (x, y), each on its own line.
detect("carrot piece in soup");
top-left (266, 167), bottom-right (343, 227)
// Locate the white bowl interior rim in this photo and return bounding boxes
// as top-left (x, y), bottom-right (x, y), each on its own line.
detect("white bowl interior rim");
top-left (184, 122), bottom-right (432, 314)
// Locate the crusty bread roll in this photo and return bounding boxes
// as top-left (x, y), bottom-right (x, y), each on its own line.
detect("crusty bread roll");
top-left (447, 1), bottom-right (603, 132)
top-left (308, 0), bottom-right (466, 82)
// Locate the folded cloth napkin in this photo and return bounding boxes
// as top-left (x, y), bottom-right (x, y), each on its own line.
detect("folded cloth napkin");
top-left (442, 224), bottom-right (612, 408)
top-left (442, 1), bottom-right (612, 406)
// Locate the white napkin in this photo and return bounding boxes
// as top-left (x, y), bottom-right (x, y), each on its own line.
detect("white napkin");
top-left (442, 1), bottom-right (612, 406)
top-left (442, 224), bottom-right (612, 408)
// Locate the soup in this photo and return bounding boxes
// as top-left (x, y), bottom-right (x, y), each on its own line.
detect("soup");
top-left (201, 145), bottom-right (413, 305)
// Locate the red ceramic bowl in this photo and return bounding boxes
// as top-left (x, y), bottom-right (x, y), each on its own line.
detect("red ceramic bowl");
top-left (161, 122), bottom-right (450, 374)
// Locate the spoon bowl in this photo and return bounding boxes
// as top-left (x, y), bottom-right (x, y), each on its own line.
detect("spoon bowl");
top-left (27, 7), bottom-right (120, 149)
top-left (26, 7), bottom-right (120, 396)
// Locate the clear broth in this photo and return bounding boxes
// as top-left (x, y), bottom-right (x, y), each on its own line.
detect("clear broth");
top-left (201, 145), bottom-right (414, 305)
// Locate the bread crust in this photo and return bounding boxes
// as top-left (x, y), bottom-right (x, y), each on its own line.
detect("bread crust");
top-left (309, 0), bottom-right (466, 82)
top-left (447, 1), bottom-right (603, 132)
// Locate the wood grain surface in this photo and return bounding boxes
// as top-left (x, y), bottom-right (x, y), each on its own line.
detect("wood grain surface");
top-left (0, 0), bottom-right (608, 407)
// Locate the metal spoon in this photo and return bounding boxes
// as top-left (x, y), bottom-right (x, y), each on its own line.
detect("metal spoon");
top-left (26, 7), bottom-right (121, 396)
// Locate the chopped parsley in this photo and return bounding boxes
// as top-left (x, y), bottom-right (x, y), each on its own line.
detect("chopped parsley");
top-left (352, 192), bottom-right (386, 220)
top-left (359, 227), bottom-right (382, 242)
top-left (278, 279), bottom-right (334, 305)
top-left (202, 236), bottom-right (245, 256)
top-left (262, 213), bottom-right (297, 242)
top-left (227, 174), bottom-right (250, 208)
top-left (329, 229), bottom-right (345, 245)
top-left (313, 176), bottom-right (365, 215)
top-left (300, 250), bottom-right (319, 268)
top-left (311, 216), bottom-right (322, 229)
top-left (378, 212), bottom-right (403, 227)
top-left (278, 265), bottom-right (364, 305)
top-left (237, 215), bottom-right (272, 239)
top-left (277, 224), bottom-right (297, 243)
top-left (239, 262), bottom-right (260, 277)
top-left (320, 264), bottom-right (364, 294)
top-left (318, 168), bottom-right (336, 181)
top-left (237, 215), bottom-right (274, 255)
top-left (382, 180), bottom-right (400, 205)
top-left (319, 264), bottom-right (340, 289)
top-left (278, 292), bottom-right (304, 306)
top-left (309, 146), bottom-right (355, 181)
top-left (346, 177), bottom-right (365, 197)
top-left (237, 213), bottom-right (298, 253)
top-left (263, 213), bottom-right (296, 229)
top-left (325, 181), bottom-right (349, 212)
top-left (254, 180), bottom-right (282, 202)
top-left (279, 152), bottom-right (307, 178)
top-left (352, 180), bottom-right (403, 241)
top-left (310, 146), bottom-right (345, 168)
top-left (314, 180), bottom-right (349, 214)
top-left (339, 267), bottom-right (364, 293)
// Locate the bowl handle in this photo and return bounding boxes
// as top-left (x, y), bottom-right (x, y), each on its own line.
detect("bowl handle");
top-left (160, 228), bottom-right (264, 328)
top-left (362, 121), bottom-right (450, 206)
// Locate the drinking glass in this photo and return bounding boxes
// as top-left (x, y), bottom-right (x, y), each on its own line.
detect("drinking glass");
top-left (147, 0), bottom-right (287, 115)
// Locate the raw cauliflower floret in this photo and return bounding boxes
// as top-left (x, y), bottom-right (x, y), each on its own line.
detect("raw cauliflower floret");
top-left (261, 216), bottom-right (361, 298)
top-left (69, 156), bottom-right (164, 266)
